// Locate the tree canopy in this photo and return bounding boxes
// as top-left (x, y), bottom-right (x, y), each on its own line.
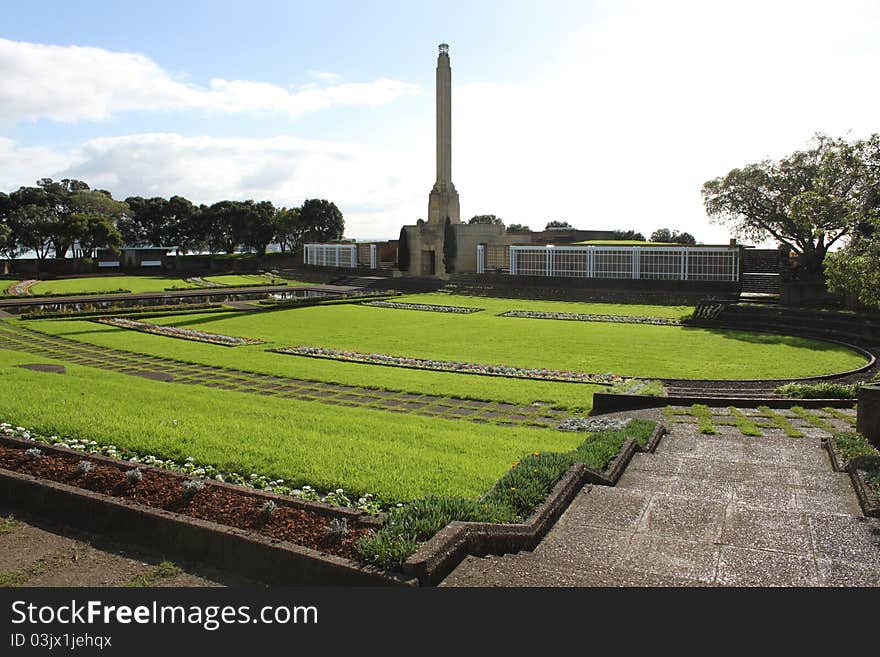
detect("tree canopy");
top-left (506, 223), bottom-right (530, 233)
top-left (0, 178), bottom-right (346, 260)
top-left (468, 214), bottom-right (502, 225)
top-left (650, 228), bottom-right (696, 245)
top-left (545, 220), bottom-right (573, 230)
top-left (612, 229), bottom-right (645, 241)
top-left (702, 134), bottom-right (876, 277)
top-left (823, 134), bottom-right (880, 306)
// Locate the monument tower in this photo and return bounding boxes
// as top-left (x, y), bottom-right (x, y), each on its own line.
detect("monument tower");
top-left (428, 43), bottom-right (460, 224)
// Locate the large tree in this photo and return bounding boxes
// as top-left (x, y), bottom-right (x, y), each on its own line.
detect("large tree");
top-left (545, 220), bottom-right (573, 229)
top-left (242, 200), bottom-right (277, 256)
top-left (299, 199), bottom-right (344, 244)
top-left (702, 134), bottom-right (874, 277)
top-left (66, 190), bottom-right (127, 258)
top-left (650, 228), bottom-right (696, 245)
top-left (824, 134), bottom-right (880, 306)
top-left (274, 207), bottom-right (303, 253)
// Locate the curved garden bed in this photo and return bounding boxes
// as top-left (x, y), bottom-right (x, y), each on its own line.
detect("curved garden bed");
top-left (271, 346), bottom-right (628, 385)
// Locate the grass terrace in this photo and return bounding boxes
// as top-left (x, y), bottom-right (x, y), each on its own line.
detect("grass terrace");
top-left (0, 349), bottom-right (583, 502)
top-left (30, 276), bottom-right (199, 295)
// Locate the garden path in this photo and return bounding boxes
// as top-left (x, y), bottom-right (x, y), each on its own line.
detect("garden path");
top-left (0, 321), bottom-right (570, 429)
top-left (442, 408), bottom-right (880, 586)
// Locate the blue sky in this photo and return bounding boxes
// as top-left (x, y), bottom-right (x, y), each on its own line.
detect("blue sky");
top-left (2, 0), bottom-right (879, 241)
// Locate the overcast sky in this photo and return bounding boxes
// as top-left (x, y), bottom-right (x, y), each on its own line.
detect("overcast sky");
top-left (1, 0), bottom-right (878, 243)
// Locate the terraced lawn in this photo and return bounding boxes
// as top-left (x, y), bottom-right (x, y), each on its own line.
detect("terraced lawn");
top-left (30, 276), bottom-right (198, 295)
top-left (0, 349), bottom-right (583, 502)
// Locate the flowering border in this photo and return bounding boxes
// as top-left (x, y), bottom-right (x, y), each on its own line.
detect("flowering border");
top-left (94, 317), bottom-right (263, 347)
top-left (0, 421), bottom-right (384, 514)
top-left (500, 310), bottom-right (682, 326)
top-left (271, 345), bottom-right (625, 385)
top-left (362, 300), bottom-right (484, 314)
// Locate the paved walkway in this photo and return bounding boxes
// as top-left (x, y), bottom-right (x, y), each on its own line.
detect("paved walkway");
top-left (0, 321), bottom-right (569, 429)
top-left (443, 409), bottom-right (880, 586)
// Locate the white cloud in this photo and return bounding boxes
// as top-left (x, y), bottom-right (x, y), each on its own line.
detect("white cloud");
top-left (0, 38), bottom-right (418, 124)
top-left (451, 0), bottom-right (880, 243)
top-left (0, 133), bottom-right (425, 239)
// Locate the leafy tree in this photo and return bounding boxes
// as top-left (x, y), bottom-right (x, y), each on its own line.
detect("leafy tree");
top-left (506, 223), bottom-right (531, 233)
top-left (612, 229), bottom-right (645, 241)
top-left (702, 134), bottom-right (876, 277)
top-left (299, 199), bottom-right (344, 244)
top-left (468, 214), bottom-right (502, 225)
top-left (650, 228), bottom-right (697, 245)
top-left (242, 201), bottom-right (277, 256)
top-left (35, 178), bottom-right (91, 259)
top-left (397, 226), bottom-right (410, 271)
top-left (201, 200), bottom-right (253, 254)
top-left (545, 220), bottom-right (573, 229)
top-left (7, 203), bottom-right (55, 260)
top-left (275, 207), bottom-right (304, 253)
top-left (824, 135), bottom-right (880, 306)
top-left (67, 190), bottom-right (127, 258)
top-left (443, 217), bottom-right (457, 273)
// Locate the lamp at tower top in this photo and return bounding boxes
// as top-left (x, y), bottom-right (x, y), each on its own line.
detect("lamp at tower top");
top-left (438, 43), bottom-right (449, 54)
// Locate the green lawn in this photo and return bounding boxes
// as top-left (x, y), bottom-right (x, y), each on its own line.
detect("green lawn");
top-left (0, 349), bottom-right (581, 501)
top-left (202, 273), bottom-right (316, 287)
top-left (17, 292), bottom-right (868, 409)
top-left (30, 276), bottom-right (198, 295)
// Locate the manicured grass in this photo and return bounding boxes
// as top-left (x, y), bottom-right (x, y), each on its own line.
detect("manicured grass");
top-left (30, 276), bottom-right (198, 295)
top-left (202, 273), bottom-right (304, 287)
top-left (403, 293), bottom-right (694, 319)
top-left (0, 349), bottom-right (584, 502)
top-left (99, 297), bottom-right (866, 379)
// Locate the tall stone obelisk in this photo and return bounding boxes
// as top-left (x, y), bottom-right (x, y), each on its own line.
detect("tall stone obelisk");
top-left (428, 43), bottom-right (460, 224)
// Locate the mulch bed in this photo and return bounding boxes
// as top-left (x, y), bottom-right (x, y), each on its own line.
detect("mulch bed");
top-left (0, 442), bottom-right (371, 561)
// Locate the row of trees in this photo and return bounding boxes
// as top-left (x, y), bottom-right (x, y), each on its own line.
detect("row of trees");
top-left (702, 133), bottom-right (880, 307)
top-left (0, 178), bottom-right (344, 260)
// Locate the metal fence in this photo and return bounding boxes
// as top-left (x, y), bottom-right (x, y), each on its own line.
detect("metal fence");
top-left (304, 244), bottom-right (357, 268)
top-left (481, 245), bottom-right (739, 281)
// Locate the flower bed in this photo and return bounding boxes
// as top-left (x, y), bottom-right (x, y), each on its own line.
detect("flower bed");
top-left (272, 346), bottom-right (625, 385)
top-left (95, 317), bottom-right (263, 346)
top-left (0, 432), bottom-right (374, 563)
top-left (5, 280), bottom-right (38, 296)
top-left (362, 300), bottom-right (484, 314)
top-left (500, 310), bottom-right (681, 325)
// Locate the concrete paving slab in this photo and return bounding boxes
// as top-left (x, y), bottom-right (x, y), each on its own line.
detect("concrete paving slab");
top-left (720, 505), bottom-right (812, 555)
top-left (807, 514), bottom-right (880, 566)
top-left (619, 535), bottom-right (720, 583)
top-left (715, 546), bottom-right (819, 587)
top-left (636, 493), bottom-right (726, 542)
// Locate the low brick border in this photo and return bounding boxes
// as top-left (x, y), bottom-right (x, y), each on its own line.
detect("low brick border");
top-left (402, 423), bottom-right (667, 586)
top-left (0, 435), bottom-right (412, 586)
top-left (821, 436), bottom-right (880, 518)
top-left (591, 392), bottom-right (856, 415)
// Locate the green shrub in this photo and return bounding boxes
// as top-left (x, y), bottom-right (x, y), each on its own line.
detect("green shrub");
top-left (833, 432), bottom-right (879, 462)
top-left (483, 452), bottom-right (575, 519)
top-left (775, 382), bottom-right (860, 399)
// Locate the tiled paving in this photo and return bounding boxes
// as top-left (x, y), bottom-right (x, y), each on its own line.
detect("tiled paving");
top-left (0, 321), bottom-right (569, 428)
top-left (442, 408), bottom-right (880, 587)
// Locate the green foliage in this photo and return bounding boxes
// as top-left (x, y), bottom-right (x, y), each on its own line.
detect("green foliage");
top-left (833, 432), bottom-right (879, 461)
top-left (397, 226), bottom-right (410, 272)
top-left (443, 217), bottom-right (457, 273)
top-left (822, 407), bottom-right (857, 426)
top-left (691, 404), bottom-right (718, 434)
top-left (483, 452), bottom-right (574, 519)
top-left (775, 382), bottom-right (860, 399)
top-left (468, 214), bottom-right (502, 225)
top-left (545, 220), bottom-right (573, 229)
top-left (650, 228), bottom-right (696, 245)
top-left (702, 133), bottom-right (878, 277)
top-left (756, 406), bottom-right (805, 438)
top-left (825, 224), bottom-right (880, 308)
top-left (506, 223), bottom-right (530, 233)
top-left (726, 407), bottom-right (762, 436)
top-left (611, 230), bottom-right (645, 241)
top-left (790, 406), bottom-right (834, 431)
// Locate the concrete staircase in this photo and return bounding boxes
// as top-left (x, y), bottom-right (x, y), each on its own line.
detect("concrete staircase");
top-left (740, 249), bottom-right (783, 299)
top-left (442, 419), bottom-right (880, 587)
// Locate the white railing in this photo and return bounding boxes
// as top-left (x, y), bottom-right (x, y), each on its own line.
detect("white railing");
top-left (304, 244), bottom-right (357, 268)
top-left (505, 245), bottom-right (739, 282)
